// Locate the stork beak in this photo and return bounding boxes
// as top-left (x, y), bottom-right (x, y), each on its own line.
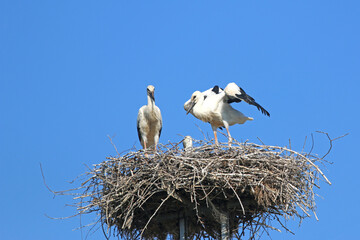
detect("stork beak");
top-left (149, 91), bottom-right (155, 101)
top-left (186, 101), bottom-right (196, 115)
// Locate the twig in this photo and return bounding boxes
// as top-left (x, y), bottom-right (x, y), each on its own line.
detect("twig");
top-left (316, 131), bottom-right (349, 159)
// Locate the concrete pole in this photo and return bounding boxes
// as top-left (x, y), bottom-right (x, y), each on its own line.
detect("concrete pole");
top-left (179, 217), bottom-right (185, 240)
top-left (220, 211), bottom-right (230, 240)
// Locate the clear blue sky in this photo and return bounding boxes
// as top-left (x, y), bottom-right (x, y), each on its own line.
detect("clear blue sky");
top-left (1, 1), bottom-right (359, 239)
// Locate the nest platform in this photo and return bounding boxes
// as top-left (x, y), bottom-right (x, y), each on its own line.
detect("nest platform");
top-left (76, 139), bottom-right (331, 239)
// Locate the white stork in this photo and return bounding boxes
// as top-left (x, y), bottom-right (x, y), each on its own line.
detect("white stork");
top-left (182, 135), bottom-right (193, 150)
top-left (184, 82), bottom-right (270, 146)
top-left (137, 85), bottom-right (162, 150)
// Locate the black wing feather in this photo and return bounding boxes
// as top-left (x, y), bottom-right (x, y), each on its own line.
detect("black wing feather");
top-left (226, 96), bottom-right (242, 104)
top-left (159, 119), bottom-right (162, 138)
top-left (136, 118), bottom-right (142, 142)
top-left (235, 87), bottom-right (270, 117)
top-left (211, 85), bottom-right (220, 94)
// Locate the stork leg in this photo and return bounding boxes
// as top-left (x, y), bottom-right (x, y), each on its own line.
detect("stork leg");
top-left (154, 135), bottom-right (159, 152)
top-left (213, 128), bottom-right (219, 145)
top-left (224, 124), bottom-right (232, 147)
top-left (143, 141), bottom-right (149, 157)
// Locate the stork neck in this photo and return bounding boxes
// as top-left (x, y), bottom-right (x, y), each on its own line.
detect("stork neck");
top-left (147, 95), bottom-right (155, 109)
top-left (192, 96), bottom-right (204, 115)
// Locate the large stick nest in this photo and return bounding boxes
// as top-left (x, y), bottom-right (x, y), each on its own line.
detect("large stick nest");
top-left (75, 138), bottom-right (331, 240)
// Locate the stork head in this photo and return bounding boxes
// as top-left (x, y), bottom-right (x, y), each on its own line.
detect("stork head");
top-left (186, 91), bottom-right (202, 115)
top-left (183, 135), bottom-right (193, 149)
top-left (147, 85), bottom-right (155, 101)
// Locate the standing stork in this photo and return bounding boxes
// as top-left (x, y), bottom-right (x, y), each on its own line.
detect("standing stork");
top-left (184, 82), bottom-right (270, 146)
top-left (137, 85), bottom-right (162, 150)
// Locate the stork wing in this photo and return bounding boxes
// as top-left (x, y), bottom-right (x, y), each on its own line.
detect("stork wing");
top-left (202, 85), bottom-right (224, 100)
top-left (157, 107), bottom-right (163, 138)
top-left (159, 124), bottom-right (162, 138)
top-left (225, 83), bottom-right (270, 117)
top-left (210, 85), bottom-right (222, 94)
top-left (136, 109), bottom-right (144, 142)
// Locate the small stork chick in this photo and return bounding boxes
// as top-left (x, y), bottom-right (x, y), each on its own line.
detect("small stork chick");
top-left (137, 85), bottom-right (162, 151)
top-left (183, 136), bottom-right (193, 150)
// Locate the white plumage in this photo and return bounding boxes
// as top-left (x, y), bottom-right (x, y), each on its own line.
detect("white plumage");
top-left (137, 85), bottom-right (162, 150)
top-left (184, 82), bottom-right (269, 146)
top-left (182, 135), bottom-right (193, 150)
